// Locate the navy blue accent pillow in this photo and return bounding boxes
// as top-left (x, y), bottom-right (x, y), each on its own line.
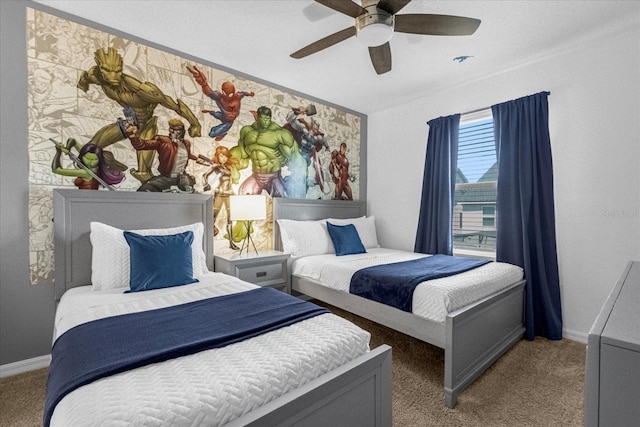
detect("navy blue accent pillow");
top-left (326, 222), bottom-right (367, 256)
top-left (123, 231), bottom-right (199, 293)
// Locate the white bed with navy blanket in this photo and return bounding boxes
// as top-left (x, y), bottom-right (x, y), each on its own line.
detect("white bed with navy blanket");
top-left (289, 248), bottom-right (524, 323)
top-left (48, 276), bottom-right (371, 426)
top-left (48, 189), bottom-right (392, 427)
top-left (273, 198), bottom-right (526, 408)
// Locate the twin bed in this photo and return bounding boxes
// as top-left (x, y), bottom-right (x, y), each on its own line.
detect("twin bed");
top-left (49, 189), bottom-right (392, 427)
top-left (47, 189), bottom-right (525, 425)
top-left (272, 198), bottom-right (526, 409)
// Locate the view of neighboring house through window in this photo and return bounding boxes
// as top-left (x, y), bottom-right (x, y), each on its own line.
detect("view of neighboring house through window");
top-left (453, 113), bottom-right (497, 256)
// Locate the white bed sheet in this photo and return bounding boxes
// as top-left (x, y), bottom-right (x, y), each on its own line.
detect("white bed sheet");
top-left (290, 248), bottom-right (524, 323)
top-left (50, 272), bottom-right (371, 427)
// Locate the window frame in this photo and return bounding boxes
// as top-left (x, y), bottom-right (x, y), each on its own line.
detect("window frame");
top-left (452, 109), bottom-right (497, 260)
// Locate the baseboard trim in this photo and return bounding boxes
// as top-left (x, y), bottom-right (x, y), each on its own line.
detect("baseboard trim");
top-left (563, 328), bottom-right (587, 344)
top-left (0, 354), bottom-right (51, 378)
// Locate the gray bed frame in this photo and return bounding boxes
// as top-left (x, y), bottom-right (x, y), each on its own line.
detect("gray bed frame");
top-left (52, 189), bottom-right (392, 427)
top-left (273, 197), bottom-right (526, 408)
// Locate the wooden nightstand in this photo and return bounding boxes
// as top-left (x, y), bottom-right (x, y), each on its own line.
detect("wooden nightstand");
top-left (214, 250), bottom-right (291, 294)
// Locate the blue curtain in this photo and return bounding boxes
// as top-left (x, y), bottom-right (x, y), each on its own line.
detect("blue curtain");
top-left (492, 92), bottom-right (562, 340)
top-left (415, 114), bottom-right (460, 255)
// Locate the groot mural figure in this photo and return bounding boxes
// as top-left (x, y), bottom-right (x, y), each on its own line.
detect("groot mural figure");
top-left (77, 47), bottom-right (201, 182)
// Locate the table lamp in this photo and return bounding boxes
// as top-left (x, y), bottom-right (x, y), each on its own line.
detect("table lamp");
top-left (229, 195), bottom-right (267, 256)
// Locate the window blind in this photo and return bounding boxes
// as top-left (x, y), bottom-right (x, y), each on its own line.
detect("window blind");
top-left (453, 117), bottom-right (497, 253)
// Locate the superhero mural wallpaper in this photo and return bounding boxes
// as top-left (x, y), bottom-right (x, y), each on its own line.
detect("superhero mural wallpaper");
top-left (26, 7), bottom-right (362, 285)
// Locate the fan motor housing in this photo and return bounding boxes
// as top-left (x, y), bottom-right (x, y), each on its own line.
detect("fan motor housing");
top-left (356, 8), bottom-right (394, 33)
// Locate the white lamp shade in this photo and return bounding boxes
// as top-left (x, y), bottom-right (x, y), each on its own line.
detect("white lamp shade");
top-left (229, 195), bottom-right (267, 221)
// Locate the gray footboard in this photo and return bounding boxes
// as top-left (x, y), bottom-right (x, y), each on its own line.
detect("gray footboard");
top-left (293, 276), bottom-right (525, 409)
top-left (231, 345), bottom-right (393, 427)
top-left (444, 280), bottom-right (526, 407)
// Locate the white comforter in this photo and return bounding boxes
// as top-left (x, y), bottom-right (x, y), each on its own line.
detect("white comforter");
top-left (290, 248), bottom-right (524, 323)
top-left (50, 273), bottom-right (371, 426)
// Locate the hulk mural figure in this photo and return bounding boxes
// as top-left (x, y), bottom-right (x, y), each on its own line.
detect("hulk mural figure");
top-left (231, 106), bottom-right (306, 198)
top-left (77, 47), bottom-right (201, 182)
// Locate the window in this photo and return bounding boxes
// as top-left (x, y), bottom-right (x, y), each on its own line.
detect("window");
top-left (452, 113), bottom-right (497, 255)
top-left (482, 206), bottom-right (495, 227)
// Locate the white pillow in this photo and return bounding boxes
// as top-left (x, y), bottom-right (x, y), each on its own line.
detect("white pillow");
top-left (326, 215), bottom-right (380, 249)
top-left (277, 219), bottom-right (335, 258)
top-left (90, 222), bottom-right (209, 291)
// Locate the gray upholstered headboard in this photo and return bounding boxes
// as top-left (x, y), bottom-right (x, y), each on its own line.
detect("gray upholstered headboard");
top-left (53, 189), bottom-right (214, 300)
top-left (272, 198), bottom-right (366, 251)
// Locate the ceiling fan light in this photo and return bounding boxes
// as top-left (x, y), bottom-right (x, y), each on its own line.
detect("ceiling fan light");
top-left (356, 9), bottom-right (394, 47)
top-left (357, 23), bottom-right (394, 47)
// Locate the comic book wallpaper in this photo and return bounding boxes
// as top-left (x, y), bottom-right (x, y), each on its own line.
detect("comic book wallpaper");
top-left (26, 7), bottom-right (362, 285)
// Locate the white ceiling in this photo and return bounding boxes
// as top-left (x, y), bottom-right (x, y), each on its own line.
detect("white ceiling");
top-left (34, 0), bottom-right (640, 114)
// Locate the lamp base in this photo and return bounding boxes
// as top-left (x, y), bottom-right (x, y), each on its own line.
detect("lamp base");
top-left (238, 220), bottom-right (258, 256)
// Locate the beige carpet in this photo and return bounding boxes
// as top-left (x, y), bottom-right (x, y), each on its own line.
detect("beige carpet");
top-left (319, 301), bottom-right (586, 427)
top-left (0, 367), bottom-right (47, 427)
top-left (0, 303), bottom-right (585, 426)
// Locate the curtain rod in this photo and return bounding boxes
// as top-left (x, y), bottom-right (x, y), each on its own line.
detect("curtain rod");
top-left (462, 91), bottom-right (552, 116)
top-left (461, 106), bottom-right (491, 116)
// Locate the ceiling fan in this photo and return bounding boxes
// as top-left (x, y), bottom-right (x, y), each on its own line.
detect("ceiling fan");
top-left (291, 0), bottom-right (481, 75)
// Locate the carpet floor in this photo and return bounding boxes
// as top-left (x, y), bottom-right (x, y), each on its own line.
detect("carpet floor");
top-left (318, 301), bottom-right (585, 426)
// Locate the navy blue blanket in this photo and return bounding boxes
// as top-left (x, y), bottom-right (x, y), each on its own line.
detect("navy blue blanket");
top-left (44, 287), bottom-right (328, 427)
top-left (350, 254), bottom-right (490, 312)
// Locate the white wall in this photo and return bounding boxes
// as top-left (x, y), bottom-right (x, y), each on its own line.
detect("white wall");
top-left (367, 27), bottom-right (640, 342)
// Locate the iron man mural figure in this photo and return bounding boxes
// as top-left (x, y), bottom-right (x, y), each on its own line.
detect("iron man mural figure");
top-left (330, 142), bottom-right (354, 200)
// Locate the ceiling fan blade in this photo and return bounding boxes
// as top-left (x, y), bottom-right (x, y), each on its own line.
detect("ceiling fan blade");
top-left (395, 14), bottom-right (481, 36)
top-left (290, 26), bottom-right (357, 59)
top-left (316, 0), bottom-right (367, 18)
top-left (377, 0), bottom-right (413, 15)
top-left (368, 42), bottom-right (392, 75)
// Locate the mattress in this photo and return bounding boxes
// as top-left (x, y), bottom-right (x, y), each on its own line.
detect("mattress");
top-left (50, 272), bottom-right (371, 426)
top-left (290, 248), bottom-right (524, 323)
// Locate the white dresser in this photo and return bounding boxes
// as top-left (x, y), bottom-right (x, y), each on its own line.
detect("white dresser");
top-left (585, 261), bottom-right (640, 426)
